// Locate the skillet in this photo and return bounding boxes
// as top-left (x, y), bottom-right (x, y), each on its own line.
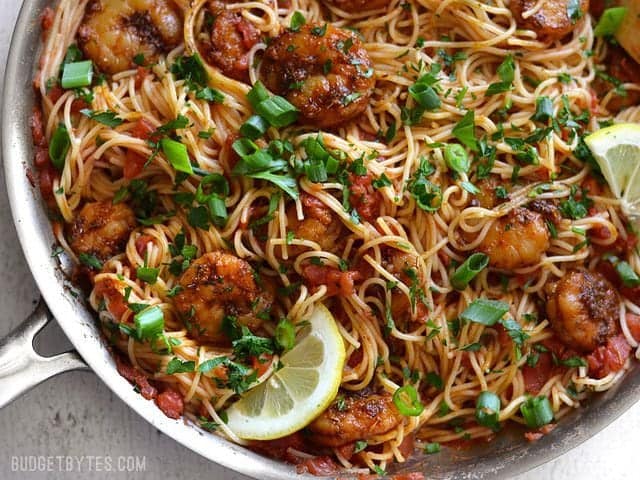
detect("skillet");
top-left (1, 1), bottom-right (640, 478)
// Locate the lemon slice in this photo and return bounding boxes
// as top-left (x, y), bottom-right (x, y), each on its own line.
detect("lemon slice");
top-left (584, 123), bottom-right (640, 222)
top-left (226, 304), bottom-right (346, 440)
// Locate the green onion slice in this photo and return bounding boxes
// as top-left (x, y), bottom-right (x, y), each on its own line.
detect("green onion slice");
top-left (475, 391), bottom-right (501, 431)
top-left (461, 298), bottom-right (509, 326)
top-left (255, 96), bottom-right (299, 128)
top-left (207, 195), bottom-right (228, 228)
top-left (616, 260), bottom-right (640, 287)
top-left (451, 253), bottom-right (489, 290)
top-left (520, 396), bottom-right (554, 429)
top-left (408, 82), bottom-right (440, 110)
top-left (247, 81), bottom-right (271, 110)
top-left (136, 266), bottom-right (159, 284)
top-left (61, 60), bottom-right (93, 89)
top-left (134, 305), bottom-right (164, 340)
top-left (444, 143), bottom-right (470, 174)
top-left (594, 7), bottom-right (627, 37)
top-left (161, 138), bottom-right (193, 174)
top-left (240, 115), bottom-right (269, 140)
top-left (275, 318), bottom-right (296, 351)
top-left (393, 385), bottom-right (424, 416)
top-left (49, 124), bottom-right (71, 171)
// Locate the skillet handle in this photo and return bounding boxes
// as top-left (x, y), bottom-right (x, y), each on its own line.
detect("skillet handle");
top-left (0, 299), bottom-right (89, 408)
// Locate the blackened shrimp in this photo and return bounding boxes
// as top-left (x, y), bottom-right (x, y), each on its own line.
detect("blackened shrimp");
top-left (199, 1), bottom-right (260, 82)
top-left (509, 0), bottom-right (589, 42)
top-left (173, 251), bottom-right (273, 344)
top-left (261, 23), bottom-right (375, 128)
top-left (68, 201), bottom-right (137, 261)
top-left (545, 269), bottom-right (619, 352)
top-left (323, 0), bottom-right (391, 13)
top-left (308, 392), bottom-right (403, 447)
top-left (477, 208), bottom-right (550, 270)
top-left (286, 192), bottom-right (343, 255)
top-left (77, 0), bottom-right (183, 74)
top-left (382, 249), bottom-right (424, 320)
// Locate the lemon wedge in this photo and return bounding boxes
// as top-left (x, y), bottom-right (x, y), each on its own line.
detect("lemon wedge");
top-left (584, 123), bottom-right (640, 224)
top-left (226, 303), bottom-right (346, 440)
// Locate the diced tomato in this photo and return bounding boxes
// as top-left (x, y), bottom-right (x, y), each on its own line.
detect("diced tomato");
top-left (590, 225), bottom-right (612, 241)
top-left (521, 352), bottom-right (554, 394)
top-left (34, 146), bottom-right (50, 168)
top-left (437, 249), bottom-right (450, 267)
top-left (251, 353), bottom-right (273, 377)
top-left (582, 176), bottom-right (602, 196)
top-left (124, 149), bottom-right (148, 179)
top-left (47, 85), bottom-right (64, 104)
top-left (237, 17), bottom-right (260, 50)
top-left (94, 278), bottom-right (128, 319)
top-left (40, 6), bottom-right (54, 31)
top-left (335, 442), bottom-right (355, 461)
top-left (250, 432), bottom-right (306, 462)
top-left (301, 192), bottom-right (333, 225)
top-left (296, 456), bottom-right (339, 476)
top-left (130, 118), bottom-right (156, 140)
top-left (38, 164), bottom-right (57, 201)
top-left (30, 107), bottom-right (46, 147)
top-left (522, 337), bottom-right (577, 394)
top-left (135, 234), bottom-right (154, 257)
top-left (524, 423), bottom-right (556, 442)
top-left (134, 66), bottom-right (148, 89)
top-left (348, 173), bottom-right (382, 223)
top-left (625, 313), bottom-right (640, 342)
top-left (70, 98), bottom-right (89, 114)
top-left (397, 433), bottom-right (415, 459)
top-left (530, 167), bottom-right (549, 181)
top-left (115, 355), bottom-right (157, 400)
top-left (301, 264), bottom-right (360, 297)
top-left (447, 432), bottom-right (495, 450)
top-left (156, 389), bottom-right (184, 419)
top-left (587, 334), bottom-right (631, 379)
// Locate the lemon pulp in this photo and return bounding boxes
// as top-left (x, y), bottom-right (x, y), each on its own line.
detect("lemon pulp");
top-left (585, 123), bottom-right (640, 223)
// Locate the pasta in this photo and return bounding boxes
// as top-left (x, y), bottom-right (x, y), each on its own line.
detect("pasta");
top-left (30, 0), bottom-right (640, 475)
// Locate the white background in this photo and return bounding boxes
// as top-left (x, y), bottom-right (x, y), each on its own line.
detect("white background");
top-left (0, 1), bottom-right (638, 478)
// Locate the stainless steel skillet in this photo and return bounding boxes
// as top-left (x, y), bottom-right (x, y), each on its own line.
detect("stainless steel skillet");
top-left (1, 1), bottom-right (640, 478)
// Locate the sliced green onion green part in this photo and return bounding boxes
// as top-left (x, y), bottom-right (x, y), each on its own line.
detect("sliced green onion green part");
top-left (520, 396), bottom-right (554, 429)
top-left (161, 138), bottom-right (193, 174)
top-left (475, 391), bottom-right (501, 431)
top-left (247, 81), bottom-right (271, 110)
top-left (275, 318), bottom-right (295, 351)
top-left (134, 305), bottom-right (164, 340)
top-left (444, 143), bottom-right (470, 174)
top-left (393, 385), bottom-right (424, 416)
top-left (255, 95), bottom-right (299, 128)
top-left (461, 298), bottom-right (510, 326)
top-left (61, 60), bottom-right (93, 89)
top-left (136, 266), bottom-right (159, 284)
top-left (49, 124), bottom-right (71, 171)
top-left (240, 115), bottom-right (269, 140)
top-left (616, 260), bottom-right (640, 287)
top-left (594, 7), bottom-right (627, 37)
top-left (451, 253), bottom-right (489, 290)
